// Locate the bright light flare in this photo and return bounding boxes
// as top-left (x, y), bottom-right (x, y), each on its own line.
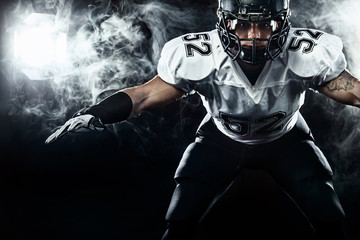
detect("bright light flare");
top-left (14, 13), bottom-right (68, 80)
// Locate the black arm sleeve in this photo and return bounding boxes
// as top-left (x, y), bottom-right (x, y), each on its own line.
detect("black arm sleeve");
top-left (75, 91), bottom-right (133, 124)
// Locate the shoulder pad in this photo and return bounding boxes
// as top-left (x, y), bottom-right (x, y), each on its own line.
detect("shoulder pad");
top-left (157, 31), bottom-right (219, 93)
top-left (285, 28), bottom-right (346, 87)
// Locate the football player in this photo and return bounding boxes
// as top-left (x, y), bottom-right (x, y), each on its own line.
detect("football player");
top-left (46, 0), bottom-right (359, 239)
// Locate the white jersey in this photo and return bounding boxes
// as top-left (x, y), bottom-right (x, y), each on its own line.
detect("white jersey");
top-left (157, 28), bottom-right (346, 144)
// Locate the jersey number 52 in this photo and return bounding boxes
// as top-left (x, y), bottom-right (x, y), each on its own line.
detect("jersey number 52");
top-left (182, 33), bottom-right (212, 57)
top-left (288, 29), bottom-right (323, 54)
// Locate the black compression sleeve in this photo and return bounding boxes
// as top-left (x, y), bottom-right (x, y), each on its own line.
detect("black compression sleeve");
top-left (77, 91), bottom-right (133, 124)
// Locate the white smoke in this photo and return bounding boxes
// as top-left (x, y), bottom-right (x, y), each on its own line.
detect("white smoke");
top-left (3, 0), bottom-right (215, 126)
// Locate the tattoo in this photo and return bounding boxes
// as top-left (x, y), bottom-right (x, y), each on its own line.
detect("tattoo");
top-left (324, 70), bottom-right (358, 92)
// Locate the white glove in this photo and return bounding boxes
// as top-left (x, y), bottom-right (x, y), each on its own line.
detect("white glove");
top-left (45, 114), bottom-right (105, 144)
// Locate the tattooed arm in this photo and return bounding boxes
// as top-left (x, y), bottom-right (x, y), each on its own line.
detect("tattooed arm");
top-left (317, 69), bottom-right (360, 107)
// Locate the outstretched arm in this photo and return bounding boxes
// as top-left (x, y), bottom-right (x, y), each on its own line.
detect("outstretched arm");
top-left (123, 75), bottom-right (185, 117)
top-left (317, 69), bottom-right (360, 107)
top-left (45, 75), bottom-right (184, 143)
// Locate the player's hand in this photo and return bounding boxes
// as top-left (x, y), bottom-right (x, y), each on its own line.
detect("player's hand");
top-left (45, 114), bottom-right (105, 144)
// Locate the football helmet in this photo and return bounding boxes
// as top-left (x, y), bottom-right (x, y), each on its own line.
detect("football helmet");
top-left (216, 0), bottom-right (291, 64)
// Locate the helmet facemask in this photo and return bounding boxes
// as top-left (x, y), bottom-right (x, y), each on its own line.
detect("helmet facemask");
top-left (216, 0), bottom-right (291, 65)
